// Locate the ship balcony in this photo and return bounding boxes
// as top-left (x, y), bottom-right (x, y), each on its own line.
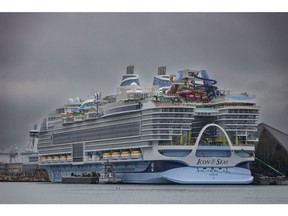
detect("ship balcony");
top-left (74, 115), bottom-right (84, 122)
top-left (47, 121), bottom-right (55, 128)
top-left (85, 111), bottom-right (97, 120)
top-left (62, 117), bottom-right (74, 124)
top-left (194, 112), bottom-right (218, 116)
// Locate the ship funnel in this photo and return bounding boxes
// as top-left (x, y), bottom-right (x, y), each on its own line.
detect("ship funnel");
top-left (158, 66), bottom-right (166, 75)
top-left (126, 65), bottom-right (134, 74)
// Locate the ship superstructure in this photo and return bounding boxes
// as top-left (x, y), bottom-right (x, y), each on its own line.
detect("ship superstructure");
top-left (31, 66), bottom-right (259, 184)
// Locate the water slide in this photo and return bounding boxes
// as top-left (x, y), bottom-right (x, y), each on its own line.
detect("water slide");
top-left (193, 70), bottom-right (218, 99)
top-left (169, 70), bottom-right (218, 100)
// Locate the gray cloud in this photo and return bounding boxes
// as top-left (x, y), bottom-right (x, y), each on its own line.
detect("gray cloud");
top-left (1, 13), bottom-right (288, 150)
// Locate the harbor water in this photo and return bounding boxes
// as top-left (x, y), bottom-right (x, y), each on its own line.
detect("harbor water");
top-left (0, 182), bottom-right (287, 204)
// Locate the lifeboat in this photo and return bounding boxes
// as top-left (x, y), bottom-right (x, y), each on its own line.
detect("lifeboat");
top-left (112, 152), bottom-right (121, 160)
top-left (103, 152), bottom-right (111, 160)
top-left (121, 151), bottom-right (131, 159)
top-left (60, 155), bottom-right (67, 161)
top-left (41, 156), bottom-right (47, 161)
top-left (67, 155), bottom-right (72, 161)
top-left (46, 156), bottom-right (53, 162)
top-left (53, 156), bottom-right (60, 161)
top-left (131, 149), bottom-right (142, 159)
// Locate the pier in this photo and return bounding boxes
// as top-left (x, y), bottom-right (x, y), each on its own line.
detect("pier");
top-left (0, 163), bottom-right (49, 182)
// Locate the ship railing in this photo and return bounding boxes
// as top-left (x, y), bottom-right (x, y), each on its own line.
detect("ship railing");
top-left (117, 85), bottom-right (159, 94)
top-left (74, 115), bottom-right (84, 122)
top-left (154, 101), bottom-right (194, 107)
top-left (228, 92), bottom-right (256, 98)
top-left (217, 108), bottom-right (260, 115)
top-left (224, 126), bottom-right (258, 131)
top-left (197, 142), bottom-right (229, 147)
top-left (236, 131), bottom-right (247, 136)
top-left (101, 100), bottom-right (141, 109)
top-left (158, 143), bottom-right (194, 146)
top-left (194, 112), bottom-right (218, 116)
top-left (157, 142), bottom-right (254, 151)
top-left (197, 142), bottom-right (254, 147)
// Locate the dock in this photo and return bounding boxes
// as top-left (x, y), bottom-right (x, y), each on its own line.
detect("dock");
top-left (0, 162), bottom-right (50, 182)
top-left (253, 176), bottom-right (288, 185)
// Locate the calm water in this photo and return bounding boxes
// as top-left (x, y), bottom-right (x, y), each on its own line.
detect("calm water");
top-left (0, 182), bottom-right (287, 204)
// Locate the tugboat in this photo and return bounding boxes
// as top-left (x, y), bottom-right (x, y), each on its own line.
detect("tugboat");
top-left (98, 161), bottom-right (122, 184)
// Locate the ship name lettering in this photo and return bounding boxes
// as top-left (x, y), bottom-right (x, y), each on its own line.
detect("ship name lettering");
top-left (197, 159), bottom-right (210, 165)
top-left (216, 159), bottom-right (228, 165)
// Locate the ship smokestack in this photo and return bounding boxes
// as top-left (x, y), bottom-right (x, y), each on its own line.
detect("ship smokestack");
top-left (126, 65), bottom-right (134, 74)
top-left (158, 66), bottom-right (166, 75)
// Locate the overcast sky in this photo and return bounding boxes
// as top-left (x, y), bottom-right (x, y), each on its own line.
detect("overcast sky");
top-left (0, 13), bottom-right (288, 150)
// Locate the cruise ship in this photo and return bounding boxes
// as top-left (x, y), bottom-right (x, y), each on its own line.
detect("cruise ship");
top-left (30, 66), bottom-right (260, 184)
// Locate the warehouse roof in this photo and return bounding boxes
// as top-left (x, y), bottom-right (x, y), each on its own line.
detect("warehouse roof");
top-left (258, 123), bottom-right (288, 152)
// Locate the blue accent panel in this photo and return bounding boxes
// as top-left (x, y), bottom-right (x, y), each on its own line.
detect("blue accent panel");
top-left (153, 77), bottom-right (171, 88)
top-left (200, 70), bottom-right (212, 86)
top-left (176, 71), bottom-right (183, 81)
top-left (121, 79), bottom-right (140, 86)
top-left (79, 102), bottom-right (94, 110)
